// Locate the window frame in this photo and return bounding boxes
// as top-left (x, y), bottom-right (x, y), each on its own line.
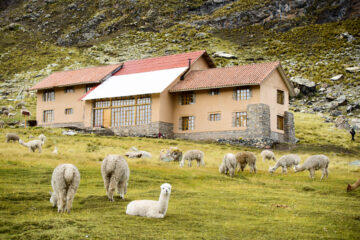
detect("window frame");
top-left (179, 116), bottom-right (195, 131)
top-left (180, 92), bottom-right (195, 105)
top-left (233, 112), bottom-right (247, 127)
top-left (43, 90), bottom-right (55, 102)
top-left (209, 89), bottom-right (220, 96)
top-left (277, 90), bottom-right (285, 105)
top-left (209, 113), bottom-right (221, 121)
top-left (64, 87), bottom-right (75, 93)
top-left (43, 110), bottom-right (54, 123)
top-left (65, 108), bottom-right (73, 115)
top-left (234, 87), bottom-right (251, 101)
top-left (277, 115), bottom-right (284, 130)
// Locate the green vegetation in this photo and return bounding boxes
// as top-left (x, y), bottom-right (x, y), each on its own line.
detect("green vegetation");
top-left (0, 113), bottom-right (359, 239)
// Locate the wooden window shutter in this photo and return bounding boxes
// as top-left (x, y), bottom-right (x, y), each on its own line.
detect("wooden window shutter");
top-left (232, 112), bottom-right (236, 127)
top-left (178, 117), bottom-right (182, 130)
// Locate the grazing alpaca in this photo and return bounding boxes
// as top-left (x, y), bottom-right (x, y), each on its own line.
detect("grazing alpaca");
top-left (269, 154), bottom-right (300, 174)
top-left (261, 150), bottom-right (276, 162)
top-left (101, 155), bottom-right (130, 201)
top-left (179, 150), bottom-right (205, 167)
top-left (5, 133), bottom-right (20, 143)
top-left (19, 139), bottom-right (43, 153)
top-left (7, 113), bottom-right (16, 118)
top-left (219, 153), bottom-right (237, 177)
top-left (294, 155), bottom-right (329, 180)
top-left (347, 178), bottom-right (360, 192)
top-left (50, 164), bottom-right (80, 213)
top-left (0, 120), bottom-right (5, 128)
top-left (126, 183), bottom-right (171, 218)
top-left (235, 151), bottom-right (257, 173)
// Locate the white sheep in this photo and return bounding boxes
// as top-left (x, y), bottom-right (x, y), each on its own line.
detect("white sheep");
top-left (38, 134), bottom-right (46, 144)
top-left (5, 133), bottom-right (20, 143)
top-left (126, 183), bottom-right (171, 218)
top-left (19, 139), bottom-right (43, 153)
top-left (261, 150), bottom-right (276, 162)
top-left (219, 153), bottom-right (237, 177)
top-left (101, 155), bottom-right (130, 201)
top-left (269, 154), bottom-right (300, 174)
top-left (50, 164), bottom-right (80, 213)
top-left (294, 155), bottom-right (330, 180)
top-left (179, 150), bottom-right (205, 167)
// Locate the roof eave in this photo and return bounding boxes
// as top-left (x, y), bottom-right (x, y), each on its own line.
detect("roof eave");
top-left (169, 83), bottom-right (260, 92)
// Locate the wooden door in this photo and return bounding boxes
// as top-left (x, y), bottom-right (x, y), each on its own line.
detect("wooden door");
top-left (103, 109), bottom-right (111, 128)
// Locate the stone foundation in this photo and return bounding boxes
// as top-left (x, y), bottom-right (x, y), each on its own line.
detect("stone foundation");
top-left (38, 122), bottom-right (85, 128)
top-left (111, 121), bottom-right (173, 138)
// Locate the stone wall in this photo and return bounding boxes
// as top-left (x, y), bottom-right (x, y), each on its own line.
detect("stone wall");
top-left (284, 111), bottom-right (296, 143)
top-left (38, 122), bottom-right (85, 128)
top-left (111, 121), bottom-right (173, 137)
top-left (245, 103), bottom-right (271, 138)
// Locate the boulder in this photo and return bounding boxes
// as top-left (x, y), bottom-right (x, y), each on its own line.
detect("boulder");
top-left (346, 67), bottom-right (360, 73)
top-left (351, 118), bottom-right (360, 131)
top-left (334, 116), bottom-right (350, 129)
top-left (336, 95), bottom-right (347, 106)
top-left (340, 32), bottom-right (355, 42)
top-left (330, 74), bottom-right (343, 81)
top-left (330, 110), bottom-right (342, 117)
top-left (290, 76), bottom-right (316, 95)
top-left (213, 51), bottom-right (237, 59)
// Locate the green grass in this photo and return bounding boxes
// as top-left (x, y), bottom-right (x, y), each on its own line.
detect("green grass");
top-left (0, 113), bottom-right (360, 239)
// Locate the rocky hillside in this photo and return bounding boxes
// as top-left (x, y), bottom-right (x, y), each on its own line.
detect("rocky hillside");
top-left (0, 0), bottom-right (359, 125)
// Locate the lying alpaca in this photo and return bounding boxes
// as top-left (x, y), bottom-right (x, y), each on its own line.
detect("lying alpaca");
top-left (160, 147), bottom-right (182, 162)
top-left (347, 178), bottom-right (360, 192)
top-left (294, 155), bottom-right (329, 180)
top-left (179, 150), bottom-right (205, 167)
top-left (5, 133), bottom-right (19, 143)
top-left (261, 150), bottom-right (276, 162)
top-left (125, 147), bottom-right (152, 158)
top-left (101, 155), bottom-right (130, 201)
top-left (19, 139), bottom-right (43, 153)
top-left (219, 153), bottom-right (237, 177)
top-left (236, 151), bottom-right (257, 173)
top-left (126, 183), bottom-right (171, 218)
top-left (50, 164), bottom-right (80, 213)
top-left (269, 154), bottom-right (300, 174)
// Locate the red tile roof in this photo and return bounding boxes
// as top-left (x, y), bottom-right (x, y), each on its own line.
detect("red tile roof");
top-left (113, 50), bottom-right (214, 76)
top-left (170, 61), bottom-right (282, 92)
top-left (30, 64), bottom-right (122, 90)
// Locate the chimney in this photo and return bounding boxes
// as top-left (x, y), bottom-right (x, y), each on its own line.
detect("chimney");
top-left (180, 58), bottom-right (192, 80)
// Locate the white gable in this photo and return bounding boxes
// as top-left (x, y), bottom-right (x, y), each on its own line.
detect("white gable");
top-left (82, 67), bottom-right (187, 100)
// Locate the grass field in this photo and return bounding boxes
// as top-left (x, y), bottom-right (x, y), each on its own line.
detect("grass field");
top-left (0, 113), bottom-right (359, 240)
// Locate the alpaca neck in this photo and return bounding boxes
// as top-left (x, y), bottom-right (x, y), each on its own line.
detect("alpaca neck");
top-left (19, 140), bottom-right (29, 147)
top-left (158, 193), bottom-right (169, 214)
top-left (296, 164), bottom-right (306, 172)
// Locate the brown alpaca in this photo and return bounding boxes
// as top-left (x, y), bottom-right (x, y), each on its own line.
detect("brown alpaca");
top-left (347, 178), bottom-right (360, 192)
top-left (235, 151), bottom-right (257, 173)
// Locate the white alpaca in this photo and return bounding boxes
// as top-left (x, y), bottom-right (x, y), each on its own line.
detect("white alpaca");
top-left (101, 155), bottom-right (130, 201)
top-left (269, 154), bottom-right (300, 174)
top-left (219, 153), bottom-right (237, 177)
top-left (126, 183), bottom-right (171, 218)
top-left (52, 147), bottom-right (58, 154)
top-left (7, 113), bottom-right (16, 118)
top-left (294, 155), bottom-right (330, 180)
top-left (19, 139), bottom-right (43, 153)
top-left (50, 164), bottom-right (80, 213)
top-left (179, 150), bottom-right (205, 167)
top-left (261, 150), bottom-right (276, 162)
top-left (38, 134), bottom-right (46, 144)
top-left (125, 147), bottom-right (152, 158)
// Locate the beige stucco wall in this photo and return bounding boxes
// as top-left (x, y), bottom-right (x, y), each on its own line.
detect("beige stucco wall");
top-left (260, 69), bottom-right (289, 133)
top-left (36, 85), bottom-right (90, 127)
top-left (172, 86), bottom-right (261, 134)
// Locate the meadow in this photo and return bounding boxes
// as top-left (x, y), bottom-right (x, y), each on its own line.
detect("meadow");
top-left (0, 113), bottom-right (359, 240)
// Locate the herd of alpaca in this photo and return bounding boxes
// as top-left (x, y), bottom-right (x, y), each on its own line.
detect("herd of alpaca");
top-left (2, 132), bottom-right (359, 217)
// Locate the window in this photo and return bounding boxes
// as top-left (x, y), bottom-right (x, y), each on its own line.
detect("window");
top-left (180, 92), bottom-right (195, 105)
top-left (65, 108), bottom-right (73, 115)
top-left (85, 85), bottom-right (95, 93)
top-left (43, 110), bottom-right (54, 123)
top-left (209, 89), bottom-right (219, 96)
top-left (64, 87), bottom-right (74, 93)
top-left (277, 115), bottom-right (284, 130)
top-left (179, 116), bottom-right (195, 131)
top-left (234, 87), bottom-right (251, 101)
top-left (93, 109), bottom-right (103, 127)
top-left (43, 90), bottom-right (55, 102)
top-left (209, 113), bottom-right (221, 121)
top-left (94, 100), bottom-right (110, 108)
top-left (277, 90), bottom-right (284, 104)
top-left (233, 112), bottom-right (247, 127)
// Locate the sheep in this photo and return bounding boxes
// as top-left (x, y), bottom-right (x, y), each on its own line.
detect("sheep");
top-left (19, 139), bottom-right (43, 153)
top-left (261, 150), bottom-right (276, 162)
top-left (52, 147), bottom-right (58, 154)
top-left (5, 133), bottom-right (19, 143)
top-left (0, 120), bottom-right (4, 128)
top-left (269, 154), bottom-right (300, 174)
top-left (179, 150), bottom-right (205, 167)
top-left (294, 155), bottom-right (330, 180)
top-left (7, 113), bottom-right (16, 118)
top-left (38, 134), bottom-right (46, 144)
top-left (219, 153), bottom-right (237, 177)
top-left (235, 151), bottom-right (257, 173)
top-left (347, 178), bottom-right (360, 192)
top-left (126, 183), bottom-right (171, 218)
top-left (49, 164), bottom-right (80, 213)
top-left (101, 155), bottom-right (130, 201)
top-left (160, 147), bottom-right (182, 162)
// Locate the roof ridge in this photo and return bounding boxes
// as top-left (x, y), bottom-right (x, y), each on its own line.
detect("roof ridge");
top-left (124, 50), bottom-right (206, 63)
top-left (50, 64), bottom-right (122, 74)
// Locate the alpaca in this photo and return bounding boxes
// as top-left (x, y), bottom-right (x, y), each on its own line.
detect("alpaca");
top-left (52, 147), bottom-right (58, 154)
top-left (2, 110), bottom-right (9, 116)
top-left (125, 147), bottom-right (152, 158)
top-left (126, 183), bottom-right (171, 218)
top-left (269, 154), bottom-right (300, 174)
top-left (236, 151), bottom-right (257, 173)
top-left (160, 147), bottom-right (182, 162)
top-left (261, 150), bottom-right (276, 162)
top-left (179, 150), bottom-right (205, 167)
top-left (101, 155), bottom-right (130, 201)
top-left (50, 164), bottom-right (80, 213)
top-left (38, 134), bottom-right (46, 144)
top-left (219, 153), bottom-right (237, 177)
top-left (347, 178), bottom-right (360, 192)
top-left (0, 120), bottom-right (4, 128)
top-left (19, 139), bottom-right (43, 153)
top-left (294, 155), bottom-right (329, 180)
top-left (7, 113), bottom-right (16, 118)
top-left (5, 133), bottom-right (19, 143)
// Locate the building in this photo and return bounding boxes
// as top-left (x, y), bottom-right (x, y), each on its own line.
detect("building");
top-left (31, 50), bottom-right (296, 143)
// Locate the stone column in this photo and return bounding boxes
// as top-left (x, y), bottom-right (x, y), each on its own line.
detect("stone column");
top-left (246, 104), bottom-right (271, 139)
top-left (284, 111), bottom-right (295, 143)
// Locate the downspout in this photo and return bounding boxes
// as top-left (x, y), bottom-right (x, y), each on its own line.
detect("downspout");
top-left (180, 59), bottom-right (192, 80)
